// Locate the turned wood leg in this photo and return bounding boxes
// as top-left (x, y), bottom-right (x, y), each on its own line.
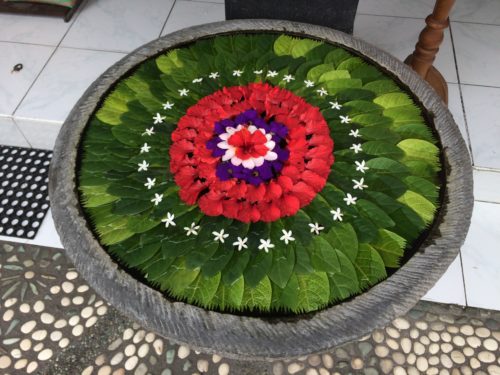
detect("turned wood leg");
top-left (405, 0), bottom-right (456, 104)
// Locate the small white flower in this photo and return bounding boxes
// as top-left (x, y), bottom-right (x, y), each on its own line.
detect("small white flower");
top-left (309, 222), bottom-right (324, 235)
top-left (253, 69), bottom-right (263, 74)
top-left (353, 177), bottom-right (368, 190)
top-left (178, 88), bottom-right (189, 97)
top-left (151, 193), bottom-right (163, 206)
top-left (329, 101), bottom-right (342, 110)
top-left (283, 74), bottom-right (295, 83)
top-left (340, 115), bottom-right (351, 124)
top-left (161, 212), bottom-right (175, 228)
top-left (304, 79), bottom-right (315, 87)
top-left (343, 193), bottom-right (357, 206)
top-left (258, 238), bottom-right (275, 253)
top-left (266, 70), bottom-right (278, 77)
top-left (142, 127), bottom-right (155, 136)
top-left (137, 160), bottom-right (149, 172)
top-left (184, 222), bottom-right (200, 236)
top-left (192, 77), bottom-right (203, 83)
top-left (317, 87), bottom-right (328, 96)
top-left (140, 143), bottom-right (151, 154)
top-left (209, 72), bottom-right (219, 79)
top-left (349, 129), bottom-right (360, 138)
top-left (233, 236), bottom-right (248, 251)
top-left (330, 208), bottom-right (343, 222)
top-left (233, 69), bottom-right (243, 77)
top-left (350, 143), bottom-right (363, 154)
top-left (162, 101), bottom-right (174, 110)
top-left (144, 177), bottom-right (156, 190)
top-left (279, 229), bottom-right (295, 245)
top-left (212, 229), bottom-right (229, 243)
top-left (355, 160), bottom-right (369, 173)
top-left (153, 113), bottom-right (165, 124)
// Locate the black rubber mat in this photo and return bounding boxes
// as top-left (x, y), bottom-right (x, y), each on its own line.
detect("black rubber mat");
top-left (0, 145), bottom-right (51, 239)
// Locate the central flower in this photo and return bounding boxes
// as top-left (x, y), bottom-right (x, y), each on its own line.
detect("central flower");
top-left (170, 83), bottom-right (334, 223)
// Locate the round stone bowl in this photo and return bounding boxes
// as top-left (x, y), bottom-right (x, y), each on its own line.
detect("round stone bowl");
top-left (49, 19), bottom-right (473, 361)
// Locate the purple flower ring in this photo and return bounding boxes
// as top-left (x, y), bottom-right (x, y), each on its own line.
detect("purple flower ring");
top-left (206, 109), bottom-right (290, 185)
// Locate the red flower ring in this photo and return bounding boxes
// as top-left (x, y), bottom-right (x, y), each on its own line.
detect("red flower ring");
top-left (169, 83), bottom-right (334, 223)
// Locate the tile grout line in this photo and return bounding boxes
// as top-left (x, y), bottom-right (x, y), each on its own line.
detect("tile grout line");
top-left (448, 23), bottom-right (475, 166)
top-left (10, 0), bottom-right (86, 119)
top-left (159, 0), bottom-right (178, 38)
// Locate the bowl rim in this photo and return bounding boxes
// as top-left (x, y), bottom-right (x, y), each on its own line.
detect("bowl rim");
top-left (49, 19), bottom-right (473, 361)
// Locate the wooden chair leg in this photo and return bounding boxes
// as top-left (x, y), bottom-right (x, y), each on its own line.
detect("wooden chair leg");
top-left (405, 0), bottom-right (456, 104)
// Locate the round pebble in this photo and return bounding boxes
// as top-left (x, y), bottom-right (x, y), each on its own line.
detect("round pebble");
top-left (393, 318), bottom-right (410, 330)
top-left (414, 342), bottom-right (425, 355)
top-left (62, 281), bottom-right (74, 293)
top-left (441, 343), bottom-right (453, 353)
top-left (466, 336), bottom-right (481, 348)
top-left (484, 338), bottom-right (498, 351)
top-left (440, 354), bottom-right (453, 368)
top-left (441, 332), bottom-right (452, 342)
top-left (86, 316), bottom-right (98, 328)
top-left (410, 329), bottom-right (419, 339)
top-left (401, 338), bottom-right (412, 354)
top-left (420, 336), bottom-right (430, 345)
top-left (429, 356), bottom-right (440, 366)
top-left (476, 327), bottom-right (491, 338)
top-left (123, 328), bottom-right (134, 340)
top-left (54, 319), bottom-right (67, 329)
top-left (306, 369), bottom-right (319, 375)
top-left (429, 343), bottom-right (439, 354)
top-left (460, 325), bottom-right (474, 336)
top-left (133, 330), bottom-right (146, 344)
top-left (20, 338), bottom-right (32, 351)
top-left (416, 357), bottom-right (429, 372)
top-left (429, 331), bottom-right (440, 342)
top-left (124, 344), bottom-right (136, 357)
top-left (178, 345), bottom-right (190, 359)
top-left (153, 339), bottom-right (163, 355)
top-left (14, 358), bottom-right (27, 369)
top-left (26, 361), bottom-right (38, 373)
top-left (392, 352), bottom-right (405, 365)
top-left (38, 348), bottom-right (53, 361)
top-left (488, 365), bottom-right (500, 375)
top-left (138, 343), bottom-right (149, 358)
top-left (72, 296), bottom-right (84, 305)
top-left (288, 363), bottom-right (304, 374)
top-left (351, 358), bottom-right (364, 370)
top-left (32, 329), bottom-right (47, 341)
top-left (372, 330), bottom-right (384, 343)
top-left (19, 303), bottom-right (30, 313)
top-left (97, 366), bottom-right (112, 375)
top-left (111, 352), bottom-right (124, 366)
top-left (393, 366), bottom-right (407, 375)
top-left (386, 327), bottom-right (400, 339)
top-left (478, 351), bottom-right (495, 363)
top-left (50, 331), bottom-right (62, 342)
top-left (66, 271), bottom-right (78, 280)
top-left (197, 359), bottom-right (209, 372)
top-left (2, 309), bottom-right (14, 322)
top-left (471, 358), bottom-right (481, 369)
top-left (387, 338), bottom-right (399, 350)
top-left (375, 345), bottom-right (389, 357)
top-left (33, 300), bottom-right (44, 313)
top-left (72, 324), bottom-right (84, 336)
top-left (59, 338), bottom-right (70, 348)
top-left (415, 321), bottom-right (428, 330)
top-left (218, 363), bottom-right (230, 375)
top-left (322, 354), bottom-right (333, 369)
top-left (0, 355), bottom-right (12, 369)
top-left (308, 355), bottom-right (321, 366)
top-left (451, 350), bottom-right (466, 364)
top-left (124, 356), bottom-right (138, 371)
top-left (21, 320), bottom-right (36, 334)
top-left (463, 347), bottom-right (474, 357)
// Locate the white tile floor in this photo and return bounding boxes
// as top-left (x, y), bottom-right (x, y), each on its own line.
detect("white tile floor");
top-left (1, 0), bottom-right (499, 311)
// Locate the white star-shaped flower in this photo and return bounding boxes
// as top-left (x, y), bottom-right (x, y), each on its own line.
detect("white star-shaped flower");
top-left (233, 69), bottom-right (243, 77)
top-left (353, 177), bottom-right (368, 190)
top-left (340, 115), bottom-right (351, 124)
top-left (355, 160), bottom-right (369, 174)
top-left (330, 208), bottom-right (343, 222)
top-left (137, 160), bottom-right (149, 172)
top-left (184, 222), bottom-right (200, 236)
top-left (232, 236), bottom-right (248, 251)
top-left (266, 70), bottom-right (278, 78)
top-left (279, 229), bottom-right (295, 245)
top-left (329, 101), bottom-right (342, 110)
top-left (153, 113), bottom-right (165, 124)
top-left (151, 193), bottom-right (163, 206)
top-left (142, 127), bottom-right (155, 136)
top-left (178, 88), bottom-right (189, 97)
top-left (343, 193), bottom-right (357, 206)
top-left (161, 212), bottom-right (175, 228)
top-left (304, 80), bottom-right (315, 87)
top-left (283, 74), bottom-right (295, 83)
top-left (350, 143), bottom-right (363, 154)
top-left (317, 88), bottom-right (328, 96)
top-left (309, 222), bottom-right (324, 235)
top-left (140, 143), bottom-right (151, 154)
top-left (209, 72), bottom-right (219, 79)
top-left (349, 129), bottom-right (360, 138)
top-left (212, 229), bottom-right (229, 243)
top-left (162, 101), bottom-right (174, 110)
top-left (192, 77), bottom-right (203, 83)
top-left (258, 239), bottom-right (275, 253)
top-left (144, 177), bottom-right (156, 190)
top-left (253, 69), bottom-right (263, 74)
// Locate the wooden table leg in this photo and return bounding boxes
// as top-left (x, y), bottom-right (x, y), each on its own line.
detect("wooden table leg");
top-left (405, 0), bottom-right (456, 104)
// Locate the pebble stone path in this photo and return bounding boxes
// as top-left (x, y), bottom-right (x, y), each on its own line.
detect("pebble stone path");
top-left (0, 241), bottom-right (498, 375)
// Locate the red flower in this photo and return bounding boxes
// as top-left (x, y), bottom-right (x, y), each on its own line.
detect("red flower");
top-left (169, 83), bottom-right (334, 222)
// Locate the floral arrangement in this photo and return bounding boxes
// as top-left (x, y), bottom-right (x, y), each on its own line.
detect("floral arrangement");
top-left (78, 34), bottom-right (442, 314)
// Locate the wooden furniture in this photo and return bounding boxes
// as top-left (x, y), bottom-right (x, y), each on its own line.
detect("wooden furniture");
top-left (0, 0), bottom-right (85, 22)
top-left (405, 0), bottom-right (456, 104)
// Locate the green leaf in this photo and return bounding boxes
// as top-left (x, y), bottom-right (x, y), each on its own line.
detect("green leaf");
top-left (309, 236), bottom-right (341, 272)
top-left (268, 246), bottom-right (295, 288)
top-left (324, 223), bottom-right (359, 262)
top-left (337, 57), bottom-right (365, 71)
top-left (394, 123), bottom-right (435, 142)
top-left (362, 141), bottom-right (405, 159)
top-left (295, 272), bottom-right (330, 313)
top-left (366, 157), bottom-right (410, 176)
top-left (294, 241), bottom-right (314, 274)
top-left (353, 243), bottom-right (386, 289)
top-left (291, 38), bottom-right (323, 58)
top-left (397, 190), bottom-right (436, 225)
top-left (222, 250), bottom-right (251, 286)
top-left (363, 79), bottom-right (399, 95)
top-left (324, 48), bottom-right (353, 67)
top-left (306, 63), bottom-right (335, 81)
top-left (372, 229), bottom-right (406, 268)
top-left (242, 276), bottom-right (272, 311)
top-left (357, 199), bottom-right (395, 229)
top-left (183, 272), bottom-right (221, 306)
top-left (212, 275), bottom-right (244, 310)
top-left (201, 245), bottom-right (234, 278)
top-left (80, 184), bottom-right (118, 208)
top-left (327, 249), bottom-right (359, 301)
top-left (374, 92), bottom-right (413, 109)
top-left (243, 250), bottom-right (273, 288)
top-left (398, 139), bottom-right (440, 167)
top-left (273, 35), bottom-right (299, 56)
top-left (404, 176), bottom-right (439, 203)
top-left (165, 259), bottom-right (200, 296)
top-left (113, 198), bottom-right (151, 215)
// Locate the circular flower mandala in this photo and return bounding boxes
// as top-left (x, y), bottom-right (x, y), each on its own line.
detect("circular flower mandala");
top-left (169, 83), bottom-right (334, 222)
